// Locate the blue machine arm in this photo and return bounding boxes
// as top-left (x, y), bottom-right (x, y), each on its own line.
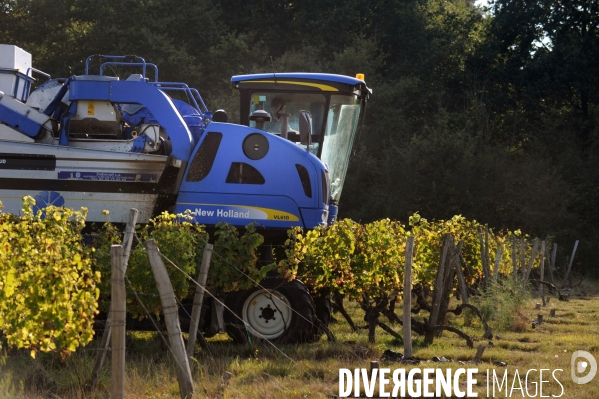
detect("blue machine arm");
top-left (43, 76), bottom-right (73, 118)
top-left (68, 77), bottom-right (194, 161)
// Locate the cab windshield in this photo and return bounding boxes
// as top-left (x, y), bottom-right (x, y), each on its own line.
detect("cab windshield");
top-left (321, 95), bottom-right (361, 202)
top-left (248, 92), bottom-right (362, 202)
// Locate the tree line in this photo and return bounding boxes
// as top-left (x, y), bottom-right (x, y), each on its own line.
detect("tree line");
top-left (1, 0), bottom-right (597, 272)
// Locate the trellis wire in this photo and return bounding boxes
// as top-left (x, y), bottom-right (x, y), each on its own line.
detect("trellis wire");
top-left (196, 237), bottom-right (321, 333)
top-left (154, 249), bottom-right (320, 382)
top-left (130, 233), bottom-right (321, 383)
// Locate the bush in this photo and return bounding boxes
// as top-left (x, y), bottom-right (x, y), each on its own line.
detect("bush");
top-left (471, 277), bottom-right (530, 332)
top-left (0, 197), bottom-right (100, 358)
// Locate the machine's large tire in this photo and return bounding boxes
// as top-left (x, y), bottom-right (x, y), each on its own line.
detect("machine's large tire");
top-left (224, 279), bottom-right (318, 344)
top-left (313, 293), bottom-right (332, 328)
top-left (309, 292), bottom-right (333, 342)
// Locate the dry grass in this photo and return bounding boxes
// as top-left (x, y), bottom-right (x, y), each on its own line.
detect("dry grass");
top-left (2, 280), bottom-right (599, 398)
top-left (511, 312), bottom-right (529, 333)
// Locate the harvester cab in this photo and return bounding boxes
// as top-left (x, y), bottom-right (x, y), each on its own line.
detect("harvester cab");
top-left (232, 73), bottom-right (371, 224)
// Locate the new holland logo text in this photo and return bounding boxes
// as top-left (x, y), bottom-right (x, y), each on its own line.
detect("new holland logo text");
top-left (189, 204), bottom-right (299, 221)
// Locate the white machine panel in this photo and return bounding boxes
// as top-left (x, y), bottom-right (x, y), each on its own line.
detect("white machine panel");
top-left (0, 124), bottom-right (35, 142)
top-left (0, 45), bottom-right (32, 100)
top-left (0, 44), bottom-right (31, 73)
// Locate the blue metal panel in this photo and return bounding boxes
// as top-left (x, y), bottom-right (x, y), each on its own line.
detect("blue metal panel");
top-left (43, 77), bottom-right (72, 117)
top-left (177, 122), bottom-right (328, 229)
top-left (327, 204), bottom-right (339, 224)
top-left (68, 79), bottom-right (111, 100)
top-left (299, 207), bottom-right (329, 228)
top-left (0, 102), bottom-right (41, 137)
top-left (59, 102), bottom-right (77, 145)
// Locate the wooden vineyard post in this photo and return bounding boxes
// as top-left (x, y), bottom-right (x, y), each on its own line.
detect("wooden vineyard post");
top-left (562, 240), bottom-right (579, 288)
top-left (478, 227), bottom-right (490, 280)
top-left (455, 250), bottom-right (469, 305)
top-left (520, 238), bottom-right (526, 278)
top-left (370, 361), bottom-right (379, 378)
top-left (549, 243), bottom-right (557, 285)
top-left (425, 235), bottom-right (451, 345)
top-left (437, 241), bottom-right (462, 331)
top-left (538, 241), bottom-right (546, 299)
top-left (120, 208), bottom-right (140, 270)
top-left (186, 243), bottom-right (213, 361)
top-left (145, 239), bottom-right (194, 399)
top-left (512, 236), bottom-right (518, 282)
top-left (90, 208), bottom-right (138, 391)
top-left (523, 238), bottom-right (540, 282)
top-left (403, 236), bottom-right (415, 358)
top-left (484, 227), bottom-right (490, 279)
top-left (473, 345), bottom-right (486, 363)
top-left (111, 245), bottom-right (126, 399)
top-left (222, 371), bottom-right (232, 386)
top-left (493, 246), bottom-right (503, 279)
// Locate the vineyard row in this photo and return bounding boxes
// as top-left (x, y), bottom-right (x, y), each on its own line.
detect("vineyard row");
top-left (0, 199), bottom-right (551, 356)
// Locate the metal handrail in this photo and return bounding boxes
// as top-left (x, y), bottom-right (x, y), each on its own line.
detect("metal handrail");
top-left (85, 54), bottom-right (147, 78)
top-left (20, 67), bottom-right (51, 102)
top-left (99, 62), bottom-right (158, 82)
top-left (150, 82), bottom-right (208, 114)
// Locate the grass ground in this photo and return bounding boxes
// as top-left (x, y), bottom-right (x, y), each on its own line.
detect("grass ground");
top-left (2, 280), bottom-right (598, 398)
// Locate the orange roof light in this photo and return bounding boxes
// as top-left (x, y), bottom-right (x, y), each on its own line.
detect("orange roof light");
top-left (356, 73), bottom-right (365, 81)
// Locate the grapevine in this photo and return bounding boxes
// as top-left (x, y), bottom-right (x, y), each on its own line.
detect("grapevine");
top-left (0, 197), bottom-right (100, 358)
top-left (207, 222), bottom-right (273, 293)
top-left (0, 195), bottom-right (547, 351)
top-left (94, 210), bottom-right (208, 317)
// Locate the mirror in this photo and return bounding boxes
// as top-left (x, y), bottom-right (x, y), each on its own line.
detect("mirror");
top-left (299, 110), bottom-right (312, 147)
top-left (249, 109), bottom-right (272, 130)
top-left (213, 109), bottom-right (228, 123)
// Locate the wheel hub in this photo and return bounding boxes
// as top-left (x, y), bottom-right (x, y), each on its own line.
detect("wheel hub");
top-left (260, 304), bottom-right (276, 322)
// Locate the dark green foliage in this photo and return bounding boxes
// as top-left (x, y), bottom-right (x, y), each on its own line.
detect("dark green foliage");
top-left (2, 0), bottom-right (597, 272)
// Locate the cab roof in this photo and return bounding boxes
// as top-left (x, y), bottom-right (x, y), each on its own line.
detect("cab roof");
top-left (231, 73), bottom-right (371, 96)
